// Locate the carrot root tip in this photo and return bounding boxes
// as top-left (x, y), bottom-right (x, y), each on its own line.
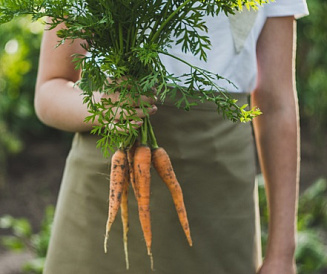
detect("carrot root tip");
top-left (104, 234), bottom-right (109, 253)
top-left (124, 240), bottom-right (129, 270)
top-left (148, 250), bottom-right (154, 271)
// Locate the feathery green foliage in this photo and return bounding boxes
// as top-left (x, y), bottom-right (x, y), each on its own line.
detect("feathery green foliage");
top-left (0, 0), bottom-right (268, 155)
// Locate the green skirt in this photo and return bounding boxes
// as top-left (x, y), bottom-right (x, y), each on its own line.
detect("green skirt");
top-left (44, 93), bottom-right (262, 274)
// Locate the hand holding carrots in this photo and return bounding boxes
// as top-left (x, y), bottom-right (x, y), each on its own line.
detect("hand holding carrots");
top-left (92, 77), bottom-right (157, 132)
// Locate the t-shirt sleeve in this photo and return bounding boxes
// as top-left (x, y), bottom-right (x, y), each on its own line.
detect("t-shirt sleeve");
top-left (264, 0), bottom-right (309, 19)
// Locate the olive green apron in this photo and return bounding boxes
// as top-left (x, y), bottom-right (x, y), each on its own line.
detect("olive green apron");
top-left (44, 93), bottom-right (261, 274)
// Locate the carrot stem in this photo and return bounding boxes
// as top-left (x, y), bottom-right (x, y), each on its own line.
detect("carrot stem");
top-left (140, 117), bottom-right (148, 145)
top-left (146, 116), bottom-right (159, 149)
top-left (150, 0), bottom-right (192, 43)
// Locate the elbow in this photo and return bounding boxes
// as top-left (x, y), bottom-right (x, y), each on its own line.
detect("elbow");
top-left (34, 97), bottom-right (45, 125)
top-left (34, 83), bottom-right (52, 127)
top-left (251, 86), bottom-right (300, 137)
top-left (252, 86), bottom-right (299, 117)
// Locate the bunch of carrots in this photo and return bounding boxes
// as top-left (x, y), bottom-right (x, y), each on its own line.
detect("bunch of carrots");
top-left (103, 116), bottom-right (192, 270)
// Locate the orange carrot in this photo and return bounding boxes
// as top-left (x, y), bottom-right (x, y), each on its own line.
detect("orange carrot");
top-left (133, 144), bottom-right (153, 269)
top-left (120, 174), bottom-right (130, 270)
top-left (152, 147), bottom-right (193, 247)
top-left (104, 149), bottom-right (128, 253)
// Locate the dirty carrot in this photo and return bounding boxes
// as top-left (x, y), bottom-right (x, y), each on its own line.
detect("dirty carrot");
top-left (152, 147), bottom-right (193, 247)
top-left (133, 144), bottom-right (154, 269)
top-left (127, 142), bottom-right (138, 200)
top-left (120, 175), bottom-right (130, 270)
top-left (104, 149), bottom-right (128, 253)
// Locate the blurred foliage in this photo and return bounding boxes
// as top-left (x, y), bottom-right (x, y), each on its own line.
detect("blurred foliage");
top-left (296, 0), bottom-right (327, 142)
top-left (0, 16), bottom-right (43, 138)
top-left (0, 16), bottom-right (43, 187)
top-left (0, 205), bottom-right (55, 274)
top-left (258, 175), bottom-right (327, 274)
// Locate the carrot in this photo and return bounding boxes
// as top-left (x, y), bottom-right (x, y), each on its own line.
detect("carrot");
top-left (127, 142), bottom-right (138, 200)
top-left (104, 149), bottom-right (128, 253)
top-left (133, 144), bottom-right (153, 269)
top-left (152, 147), bottom-right (193, 247)
top-left (120, 174), bottom-right (130, 270)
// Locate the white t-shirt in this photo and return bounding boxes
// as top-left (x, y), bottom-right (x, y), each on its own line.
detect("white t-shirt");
top-left (160, 0), bottom-right (309, 93)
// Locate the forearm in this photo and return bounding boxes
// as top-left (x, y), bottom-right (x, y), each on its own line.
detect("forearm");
top-left (35, 78), bottom-right (98, 132)
top-left (252, 94), bottom-right (300, 260)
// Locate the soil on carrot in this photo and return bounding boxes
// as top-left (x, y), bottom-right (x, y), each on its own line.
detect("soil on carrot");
top-left (0, 124), bottom-right (326, 274)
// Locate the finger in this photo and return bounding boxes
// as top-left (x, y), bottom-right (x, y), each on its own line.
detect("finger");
top-left (134, 105), bottom-right (157, 117)
top-left (110, 105), bottom-right (157, 120)
top-left (101, 93), bottom-right (156, 107)
top-left (137, 95), bottom-right (157, 106)
top-left (107, 119), bottom-right (143, 133)
top-left (114, 94), bottom-right (157, 107)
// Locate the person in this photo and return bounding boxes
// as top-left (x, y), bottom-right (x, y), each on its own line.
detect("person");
top-left (35, 1), bottom-right (309, 273)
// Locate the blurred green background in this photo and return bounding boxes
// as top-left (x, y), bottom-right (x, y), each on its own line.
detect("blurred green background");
top-left (0, 1), bottom-right (326, 273)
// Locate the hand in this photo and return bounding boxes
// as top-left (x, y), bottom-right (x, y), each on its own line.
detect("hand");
top-left (96, 90), bottom-right (157, 117)
top-left (93, 89), bottom-right (157, 132)
top-left (257, 258), bottom-right (296, 274)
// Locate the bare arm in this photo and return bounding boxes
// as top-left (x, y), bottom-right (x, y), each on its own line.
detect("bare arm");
top-left (35, 20), bottom-right (94, 132)
top-left (252, 17), bottom-right (299, 274)
top-left (35, 20), bottom-right (156, 132)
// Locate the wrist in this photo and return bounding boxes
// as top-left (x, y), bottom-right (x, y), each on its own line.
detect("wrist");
top-left (259, 256), bottom-right (296, 274)
top-left (264, 239), bottom-right (296, 262)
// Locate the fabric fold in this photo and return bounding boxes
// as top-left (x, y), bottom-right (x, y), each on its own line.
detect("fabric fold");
top-left (228, 9), bottom-right (258, 53)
